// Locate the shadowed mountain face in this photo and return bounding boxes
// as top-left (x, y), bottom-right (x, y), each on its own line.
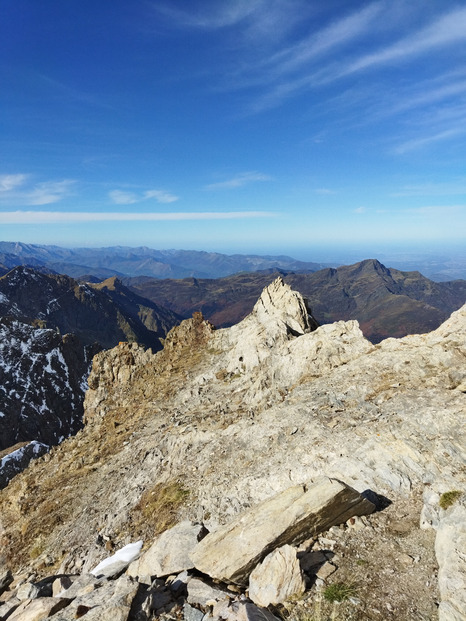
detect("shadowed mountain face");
top-left (0, 267), bottom-right (180, 351)
top-left (125, 259), bottom-right (466, 343)
top-left (0, 267), bottom-right (181, 455)
top-left (0, 318), bottom-right (96, 451)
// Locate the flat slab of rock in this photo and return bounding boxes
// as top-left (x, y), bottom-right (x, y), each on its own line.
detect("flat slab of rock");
top-left (190, 478), bottom-right (375, 584)
top-left (8, 596), bottom-right (70, 621)
top-left (128, 521), bottom-right (205, 579)
top-left (187, 577), bottom-right (231, 607)
top-left (248, 544), bottom-right (305, 606)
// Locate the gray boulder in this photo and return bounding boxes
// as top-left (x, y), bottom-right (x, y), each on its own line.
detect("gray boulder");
top-left (248, 544), bottom-right (306, 606)
top-left (190, 478), bottom-right (375, 584)
top-left (128, 521), bottom-right (206, 579)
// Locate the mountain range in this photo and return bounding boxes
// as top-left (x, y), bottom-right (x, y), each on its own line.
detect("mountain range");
top-left (125, 259), bottom-right (466, 343)
top-left (0, 242), bottom-right (325, 280)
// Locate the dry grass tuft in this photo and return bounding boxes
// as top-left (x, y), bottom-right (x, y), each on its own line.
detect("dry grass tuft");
top-left (130, 480), bottom-right (190, 541)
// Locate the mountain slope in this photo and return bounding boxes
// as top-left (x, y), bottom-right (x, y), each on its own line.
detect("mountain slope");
top-left (0, 266), bottom-right (180, 350)
top-left (0, 279), bottom-right (464, 618)
top-left (0, 318), bottom-right (98, 451)
top-left (0, 267), bottom-right (180, 457)
top-left (126, 259), bottom-right (466, 342)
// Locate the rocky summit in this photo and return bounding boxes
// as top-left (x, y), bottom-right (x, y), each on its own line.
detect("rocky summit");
top-left (0, 277), bottom-right (465, 620)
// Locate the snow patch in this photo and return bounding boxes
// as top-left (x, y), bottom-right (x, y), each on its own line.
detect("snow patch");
top-left (0, 440), bottom-right (49, 469)
top-left (90, 540), bottom-right (143, 577)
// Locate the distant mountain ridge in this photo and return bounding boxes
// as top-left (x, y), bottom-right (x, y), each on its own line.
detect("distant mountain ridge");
top-left (0, 242), bottom-right (324, 278)
top-left (0, 242), bottom-right (326, 279)
top-left (125, 259), bottom-right (466, 343)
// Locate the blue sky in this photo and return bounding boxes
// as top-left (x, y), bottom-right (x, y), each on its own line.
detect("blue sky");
top-left (1, 0), bottom-right (465, 261)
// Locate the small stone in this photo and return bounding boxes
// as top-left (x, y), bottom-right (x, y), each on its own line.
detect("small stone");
top-left (183, 602), bottom-right (204, 621)
top-left (187, 578), bottom-right (230, 608)
top-left (315, 562), bottom-right (337, 580)
top-left (52, 576), bottom-right (73, 597)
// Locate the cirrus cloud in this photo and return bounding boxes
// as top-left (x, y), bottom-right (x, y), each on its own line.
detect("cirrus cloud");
top-left (205, 171), bottom-right (272, 190)
top-left (109, 188), bottom-right (179, 204)
top-left (0, 210), bottom-right (277, 224)
top-left (0, 174), bottom-right (75, 205)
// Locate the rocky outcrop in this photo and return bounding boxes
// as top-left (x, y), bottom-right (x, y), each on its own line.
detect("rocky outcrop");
top-left (128, 521), bottom-right (206, 580)
top-left (0, 266), bottom-right (181, 476)
top-left (0, 279), bottom-right (464, 619)
top-left (0, 482), bottom-right (377, 620)
top-left (127, 259), bottom-right (466, 341)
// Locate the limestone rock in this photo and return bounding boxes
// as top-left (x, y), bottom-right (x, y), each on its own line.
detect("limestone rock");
top-left (183, 602), bottom-right (205, 621)
top-left (248, 544), bottom-right (306, 606)
top-left (186, 577), bottom-right (231, 607)
top-left (53, 575), bottom-right (139, 621)
top-left (190, 478), bottom-right (375, 584)
top-left (52, 576), bottom-right (73, 597)
top-left (8, 596), bottom-right (71, 620)
top-left (435, 497), bottom-right (466, 621)
top-left (220, 601), bottom-right (281, 621)
top-left (128, 521), bottom-right (205, 579)
top-left (55, 574), bottom-right (102, 599)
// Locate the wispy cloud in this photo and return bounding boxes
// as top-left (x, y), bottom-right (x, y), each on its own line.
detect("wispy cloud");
top-left (27, 180), bottom-right (76, 205)
top-left (0, 211), bottom-right (276, 224)
top-left (406, 205), bottom-right (465, 216)
top-left (391, 180), bottom-right (466, 197)
top-left (343, 6), bottom-right (466, 78)
top-left (109, 188), bottom-right (179, 204)
top-left (230, 4), bottom-right (466, 118)
top-left (155, 1), bottom-right (262, 30)
top-left (0, 174), bottom-right (28, 192)
top-left (255, 3), bottom-right (382, 83)
top-left (393, 128), bottom-right (466, 154)
top-left (353, 207), bottom-right (367, 214)
top-left (0, 175), bottom-right (75, 205)
top-left (205, 171), bottom-right (271, 190)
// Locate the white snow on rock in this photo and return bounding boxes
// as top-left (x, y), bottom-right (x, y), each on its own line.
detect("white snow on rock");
top-left (0, 440), bottom-right (48, 469)
top-left (90, 540), bottom-right (144, 578)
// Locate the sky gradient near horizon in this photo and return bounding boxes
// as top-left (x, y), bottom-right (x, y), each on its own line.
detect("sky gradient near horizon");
top-left (1, 0), bottom-right (465, 261)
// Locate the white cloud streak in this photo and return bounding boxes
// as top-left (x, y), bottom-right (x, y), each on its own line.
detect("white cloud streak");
top-left (394, 128), bottom-right (466, 154)
top-left (259, 3), bottom-right (382, 81)
top-left (205, 171), bottom-right (271, 190)
top-left (109, 188), bottom-right (179, 204)
top-left (27, 180), bottom-right (76, 205)
top-left (155, 1), bottom-right (261, 30)
top-left (0, 174), bottom-right (28, 192)
top-left (0, 176), bottom-right (75, 205)
top-left (0, 211), bottom-right (276, 224)
top-left (344, 7), bottom-right (466, 77)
